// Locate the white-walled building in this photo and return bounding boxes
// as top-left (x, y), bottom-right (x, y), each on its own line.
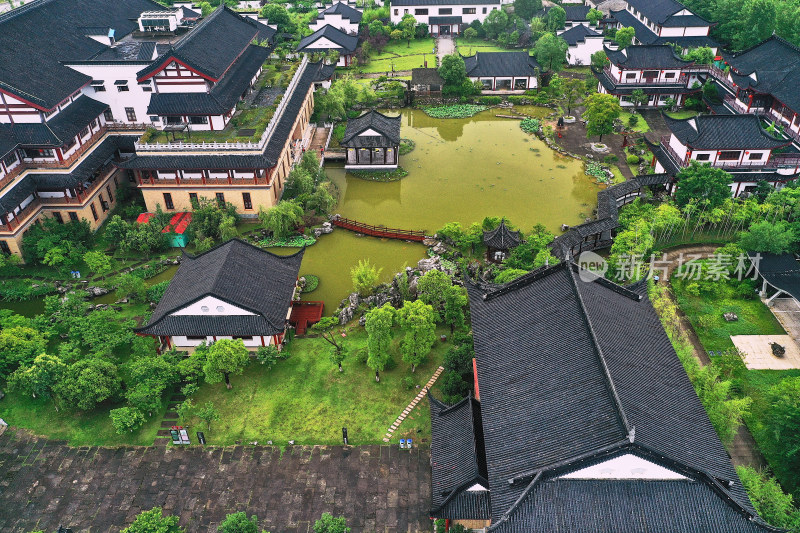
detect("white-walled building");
top-left (595, 45), bottom-right (701, 107)
top-left (297, 25), bottom-right (359, 67)
top-left (650, 113), bottom-right (800, 196)
top-left (309, 2), bottom-right (362, 34)
top-left (559, 24), bottom-right (604, 65)
top-left (342, 111), bottom-right (401, 169)
top-left (390, 0), bottom-right (501, 36)
top-left (608, 0), bottom-right (718, 53)
top-left (137, 238), bottom-right (304, 352)
top-left (464, 51), bottom-right (539, 92)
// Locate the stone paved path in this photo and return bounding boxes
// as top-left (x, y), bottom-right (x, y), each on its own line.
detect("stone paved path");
top-left (384, 367), bottom-right (444, 443)
top-left (0, 429), bottom-right (432, 533)
top-left (436, 36), bottom-right (454, 65)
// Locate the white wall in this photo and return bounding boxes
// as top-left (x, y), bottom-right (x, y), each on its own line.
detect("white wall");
top-left (70, 63), bottom-right (153, 124)
top-left (390, 3), bottom-right (499, 25)
top-left (0, 91), bottom-right (45, 124)
top-left (564, 36), bottom-right (604, 65)
top-left (668, 134), bottom-right (688, 161)
top-left (309, 14), bottom-right (359, 34)
top-left (172, 335), bottom-right (271, 348)
top-left (469, 76), bottom-right (537, 90)
top-left (172, 295), bottom-right (255, 316)
top-left (659, 25), bottom-right (710, 37)
top-left (559, 454), bottom-right (687, 480)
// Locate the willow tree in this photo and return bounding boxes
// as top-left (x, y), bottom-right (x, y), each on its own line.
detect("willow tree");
top-left (364, 303), bottom-right (395, 382)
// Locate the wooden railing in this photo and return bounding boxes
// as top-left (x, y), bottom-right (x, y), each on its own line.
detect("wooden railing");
top-left (659, 135), bottom-right (800, 169)
top-left (137, 174), bottom-right (271, 187)
top-left (688, 64), bottom-right (734, 89)
top-left (331, 216), bottom-right (428, 242)
top-left (602, 67), bottom-right (689, 86)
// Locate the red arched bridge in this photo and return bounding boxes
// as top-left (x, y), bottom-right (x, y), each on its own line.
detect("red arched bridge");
top-left (331, 216), bottom-right (429, 242)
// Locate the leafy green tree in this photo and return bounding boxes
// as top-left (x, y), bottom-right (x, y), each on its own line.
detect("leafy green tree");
top-left (560, 77), bottom-right (585, 115)
top-left (590, 50), bottom-right (609, 69)
top-left (442, 285), bottom-right (468, 334)
top-left (219, 215), bottom-right (238, 242)
top-left (417, 269), bottom-right (452, 317)
top-left (313, 512), bottom-right (350, 533)
top-left (739, 220), bottom-right (795, 255)
top-left (312, 316), bottom-right (347, 371)
top-left (397, 300), bottom-right (436, 373)
top-left (529, 17), bottom-right (546, 42)
top-left (399, 14), bottom-right (417, 45)
top-left (191, 196), bottom-right (239, 241)
top-left (736, 466), bottom-right (800, 530)
top-left (586, 8), bottom-right (603, 25)
top-left (83, 250), bottom-right (112, 277)
top-left (463, 26), bottom-right (478, 40)
top-left (258, 200), bottom-right (303, 241)
top-left (440, 370), bottom-right (470, 403)
top-left (734, 0), bottom-right (776, 50)
top-left (629, 88), bottom-right (649, 113)
top-left (534, 33), bottom-right (568, 73)
top-left (438, 53), bottom-right (467, 87)
top-left (607, 218), bottom-right (654, 281)
top-left (513, 0), bottom-right (542, 21)
top-left (56, 358), bottom-right (122, 411)
top-left (544, 5), bottom-right (565, 30)
top-left (483, 9), bottom-right (509, 38)
top-left (674, 162), bottom-right (732, 209)
top-left (105, 217), bottom-right (129, 250)
top-left (195, 401), bottom-right (221, 431)
top-left (198, 2), bottom-right (212, 17)
top-left (110, 407), bottom-right (146, 434)
top-left (122, 507), bottom-right (183, 533)
top-left (614, 26), bottom-right (635, 49)
top-left (364, 303), bottom-right (394, 382)
top-left (122, 221), bottom-right (169, 259)
top-left (0, 326), bottom-right (47, 379)
top-left (351, 259), bottom-right (382, 297)
top-left (694, 363), bottom-right (752, 446)
top-left (390, 28), bottom-right (402, 41)
top-left (7, 353), bottom-right (66, 409)
top-left (494, 268), bottom-right (529, 284)
top-left (218, 512), bottom-right (260, 533)
top-left (176, 398), bottom-right (195, 425)
top-left (684, 46), bottom-right (714, 64)
top-left (116, 273), bottom-right (147, 302)
top-left (203, 338), bottom-right (250, 389)
top-left (259, 4), bottom-right (295, 33)
top-left (582, 92), bottom-right (622, 142)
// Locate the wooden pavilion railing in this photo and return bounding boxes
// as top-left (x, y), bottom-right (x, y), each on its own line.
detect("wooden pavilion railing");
top-left (331, 217), bottom-right (428, 242)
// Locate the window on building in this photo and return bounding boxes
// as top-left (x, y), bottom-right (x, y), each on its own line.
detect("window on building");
top-left (718, 150), bottom-right (740, 161)
top-left (91, 80), bottom-right (106, 92)
top-left (439, 8), bottom-right (452, 14)
top-left (233, 336), bottom-right (253, 341)
top-left (415, 8), bottom-right (428, 14)
top-left (0, 240), bottom-right (10, 255)
top-left (163, 193), bottom-right (174, 210)
top-left (695, 153), bottom-right (711, 161)
top-left (463, 7), bottom-right (475, 14)
top-left (166, 116), bottom-right (183, 125)
top-left (91, 118), bottom-right (99, 130)
top-left (642, 70), bottom-right (658, 79)
top-left (748, 152), bottom-right (764, 160)
top-left (52, 212), bottom-right (63, 224)
top-left (482, 7), bottom-right (487, 13)
top-left (404, 8), bottom-right (408, 13)
top-left (116, 80), bottom-right (129, 92)
top-left (104, 109), bottom-right (114, 122)
top-left (125, 108), bottom-right (137, 122)
top-left (79, 126), bottom-right (89, 138)
top-left (23, 148), bottom-right (54, 159)
top-left (106, 185), bottom-right (113, 203)
top-left (625, 72), bottom-right (637, 79)
top-left (90, 203), bottom-right (98, 221)
top-left (394, 8), bottom-right (398, 15)
top-left (664, 72), bottom-right (676, 79)
top-left (99, 193), bottom-right (108, 212)
top-left (68, 211), bottom-right (79, 222)
top-left (189, 192), bottom-right (199, 208)
top-left (187, 336), bottom-right (207, 341)
top-left (2, 151), bottom-right (18, 168)
top-left (242, 192), bottom-right (252, 210)
top-left (189, 116), bottom-right (209, 125)
top-left (215, 192), bottom-right (225, 207)
top-left (149, 116), bottom-right (159, 123)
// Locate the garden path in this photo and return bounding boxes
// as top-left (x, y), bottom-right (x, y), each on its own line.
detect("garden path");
top-left (436, 36), bottom-right (454, 64)
top-left (0, 429), bottom-right (432, 533)
top-left (384, 366), bottom-right (444, 443)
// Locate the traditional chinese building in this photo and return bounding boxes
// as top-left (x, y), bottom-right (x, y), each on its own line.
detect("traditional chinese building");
top-left (558, 24), bottom-right (604, 66)
top-left (309, 2), bottom-right (362, 34)
top-left (297, 25), bottom-right (359, 67)
top-left (390, 0), bottom-right (502, 36)
top-left (342, 111), bottom-right (401, 169)
top-left (430, 261), bottom-right (781, 532)
top-left (607, 0), bottom-right (718, 53)
top-left (595, 44), bottom-right (702, 107)
top-left (137, 238), bottom-right (304, 352)
top-left (463, 52), bottom-right (539, 92)
top-left (483, 220), bottom-right (522, 262)
top-left (650, 113), bottom-right (800, 195)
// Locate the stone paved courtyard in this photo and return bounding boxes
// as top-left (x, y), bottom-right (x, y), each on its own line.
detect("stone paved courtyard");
top-left (0, 429), bottom-right (432, 533)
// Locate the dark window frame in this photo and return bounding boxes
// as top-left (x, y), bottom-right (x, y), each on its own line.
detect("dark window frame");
top-left (242, 192), bottom-right (253, 210)
top-left (718, 150), bottom-right (740, 161)
top-left (163, 192), bottom-right (174, 210)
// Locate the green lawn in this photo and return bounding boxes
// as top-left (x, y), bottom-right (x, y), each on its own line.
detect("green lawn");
top-left (186, 325), bottom-right (452, 446)
top-left (609, 164), bottom-right (626, 183)
top-left (358, 38), bottom-right (436, 74)
top-left (665, 110), bottom-right (700, 119)
top-left (671, 277), bottom-right (785, 352)
top-left (617, 111), bottom-right (651, 133)
top-left (456, 39), bottom-right (512, 54)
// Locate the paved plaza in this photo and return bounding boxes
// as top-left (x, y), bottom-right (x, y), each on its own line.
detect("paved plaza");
top-left (0, 429), bottom-right (432, 533)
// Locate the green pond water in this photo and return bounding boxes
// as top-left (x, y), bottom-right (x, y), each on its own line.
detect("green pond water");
top-left (2, 107), bottom-right (601, 316)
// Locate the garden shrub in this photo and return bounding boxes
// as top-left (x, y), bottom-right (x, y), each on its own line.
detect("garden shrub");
top-left (736, 466), bottom-right (800, 530)
top-left (146, 280), bottom-right (170, 304)
top-left (507, 95), bottom-right (530, 105)
top-left (519, 118), bottom-right (540, 133)
top-left (403, 376), bottom-right (416, 390)
top-left (477, 95), bottom-right (502, 105)
top-left (302, 274), bottom-right (320, 293)
top-left (0, 279), bottom-right (55, 301)
top-left (627, 114), bottom-right (639, 127)
top-left (626, 154), bottom-right (640, 165)
top-left (603, 154), bottom-right (618, 164)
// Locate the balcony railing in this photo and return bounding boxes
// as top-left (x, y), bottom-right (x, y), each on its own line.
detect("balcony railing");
top-left (602, 67), bottom-right (689, 86)
top-left (688, 64), bottom-right (734, 89)
top-left (134, 57), bottom-right (311, 153)
top-left (659, 135), bottom-right (800, 170)
top-left (136, 174), bottom-right (271, 187)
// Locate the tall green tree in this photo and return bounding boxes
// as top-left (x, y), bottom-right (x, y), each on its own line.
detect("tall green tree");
top-left (0, 326), bottom-right (47, 379)
top-left (586, 8), bottom-right (603, 26)
top-left (582, 92), bottom-right (622, 142)
top-left (629, 88), bottom-right (649, 113)
top-left (364, 303), bottom-right (394, 382)
top-left (438, 53), bottom-right (468, 87)
top-left (397, 300), bottom-right (436, 373)
top-left (122, 507), bottom-right (184, 533)
top-left (218, 512), bottom-right (260, 533)
top-left (312, 316), bottom-right (347, 371)
top-left (560, 77), bottom-right (585, 115)
top-left (590, 50), bottom-right (609, 69)
top-left (739, 220), bottom-right (795, 255)
top-left (350, 259), bottom-right (382, 297)
top-left (259, 4), bottom-right (295, 33)
top-left (673, 162), bottom-right (732, 208)
top-left (544, 5), bottom-right (566, 31)
top-left (614, 26), bottom-right (635, 49)
top-left (417, 269), bottom-right (452, 317)
top-left (195, 401), bottom-right (221, 431)
top-left (399, 14), bottom-right (417, 45)
top-left (258, 200), bottom-right (304, 241)
top-left (83, 250), bottom-right (112, 277)
top-left (56, 358), bottom-right (122, 411)
top-left (7, 353), bottom-right (66, 409)
top-left (534, 33), bottom-right (568, 73)
top-left (513, 0), bottom-right (542, 21)
top-left (442, 284), bottom-right (468, 334)
top-left (203, 339), bottom-right (250, 389)
top-left (482, 9), bottom-right (509, 38)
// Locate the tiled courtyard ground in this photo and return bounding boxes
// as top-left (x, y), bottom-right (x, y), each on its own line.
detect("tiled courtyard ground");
top-left (0, 429), bottom-right (432, 533)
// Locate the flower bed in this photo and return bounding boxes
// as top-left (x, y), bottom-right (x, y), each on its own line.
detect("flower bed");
top-left (422, 104), bottom-right (487, 119)
top-left (301, 274), bottom-right (320, 293)
top-left (258, 234), bottom-right (317, 247)
top-left (350, 166), bottom-right (409, 182)
top-left (520, 118), bottom-right (540, 133)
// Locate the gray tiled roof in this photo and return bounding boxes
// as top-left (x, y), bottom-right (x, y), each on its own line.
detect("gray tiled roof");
top-left (749, 253), bottom-right (800, 302)
top-left (318, 2), bottom-right (363, 23)
top-left (625, 0), bottom-right (709, 25)
top-left (483, 220), bottom-right (521, 250)
top-left (342, 110), bottom-right (401, 148)
top-left (724, 36), bottom-right (800, 112)
top-left (463, 51), bottom-right (539, 78)
top-left (559, 24), bottom-right (602, 46)
top-left (297, 25), bottom-right (359, 54)
top-left (664, 113), bottom-right (789, 150)
top-left (605, 44), bottom-right (692, 69)
top-left (609, 8), bottom-right (717, 49)
top-left (137, 239), bottom-right (303, 337)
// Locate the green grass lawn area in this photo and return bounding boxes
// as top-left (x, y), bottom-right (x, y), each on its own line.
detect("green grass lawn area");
top-left (665, 110), bottom-right (699, 119)
top-left (609, 164), bottom-right (626, 183)
top-left (671, 277), bottom-right (785, 352)
top-left (188, 325), bottom-right (451, 446)
top-left (358, 38), bottom-right (436, 73)
top-left (0, 391), bottom-right (165, 446)
top-left (455, 39), bottom-right (515, 54)
top-left (617, 111), bottom-right (651, 133)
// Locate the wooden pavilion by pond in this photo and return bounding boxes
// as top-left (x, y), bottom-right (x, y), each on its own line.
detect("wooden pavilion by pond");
top-left (483, 220), bottom-right (522, 262)
top-left (342, 110), bottom-right (401, 170)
